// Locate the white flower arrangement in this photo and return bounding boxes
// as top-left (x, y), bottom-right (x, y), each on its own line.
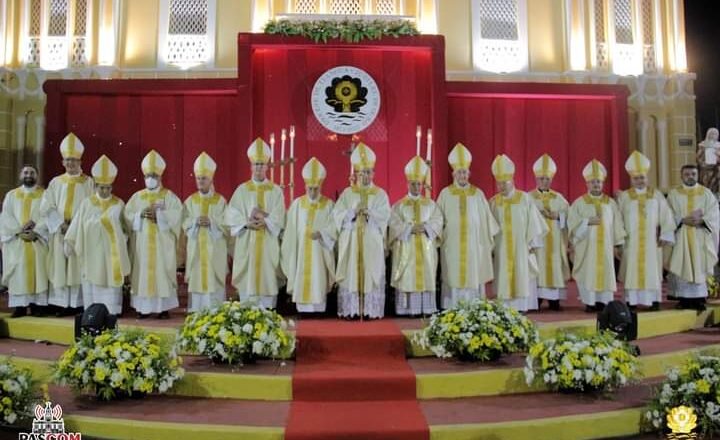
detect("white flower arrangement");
top-left (0, 360), bottom-right (39, 426)
top-left (413, 299), bottom-right (539, 362)
top-left (643, 354), bottom-right (720, 436)
top-left (523, 331), bottom-right (640, 393)
top-left (53, 328), bottom-right (184, 400)
top-left (177, 301), bottom-right (295, 364)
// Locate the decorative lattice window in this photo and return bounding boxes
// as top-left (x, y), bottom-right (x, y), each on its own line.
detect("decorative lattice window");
top-left (641, 0), bottom-right (657, 73)
top-left (159, 0), bottom-right (216, 68)
top-left (478, 0), bottom-right (518, 40)
top-left (329, 0), bottom-right (362, 15)
top-left (23, 0), bottom-right (90, 69)
top-left (471, 0), bottom-right (527, 73)
top-left (374, 0), bottom-right (396, 15)
top-left (26, 0), bottom-right (42, 66)
top-left (613, 0), bottom-right (633, 44)
top-left (592, 0), bottom-right (608, 70)
top-left (294, 0), bottom-right (319, 14)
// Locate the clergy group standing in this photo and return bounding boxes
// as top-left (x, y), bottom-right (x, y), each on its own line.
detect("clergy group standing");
top-left (5, 130), bottom-right (719, 319)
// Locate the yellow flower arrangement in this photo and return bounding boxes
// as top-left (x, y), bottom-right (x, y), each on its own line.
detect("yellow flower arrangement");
top-left (0, 359), bottom-right (39, 426)
top-left (53, 328), bottom-right (184, 401)
top-left (177, 300), bottom-right (295, 364)
top-left (644, 354), bottom-right (720, 436)
top-left (524, 331), bottom-right (640, 393)
top-left (414, 299), bottom-right (539, 362)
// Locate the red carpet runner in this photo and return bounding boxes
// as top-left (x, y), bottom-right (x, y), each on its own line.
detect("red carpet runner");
top-left (285, 320), bottom-right (430, 440)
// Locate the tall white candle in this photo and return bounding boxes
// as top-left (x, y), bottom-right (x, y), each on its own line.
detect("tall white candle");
top-left (269, 132), bottom-right (275, 181)
top-left (289, 125), bottom-right (295, 158)
top-left (416, 125), bottom-right (421, 156)
top-left (280, 129), bottom-right (286, 162)
top-left (426, 128), bottom-right (432, 161)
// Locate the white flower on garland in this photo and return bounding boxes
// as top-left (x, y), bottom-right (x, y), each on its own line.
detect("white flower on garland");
top-left (0, 360), bottom-right (40, 426)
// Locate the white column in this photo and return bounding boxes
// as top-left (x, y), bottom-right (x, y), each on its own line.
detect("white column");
top-left (565, 0), bottom-right (587, 71)
top-left (98, 0), bottom-right (119, 66)
top-left (16, 115), bottom-right (27, 174)
top-left (34, 115), bottom-right (45, 183)
top-left (637, 114), bottom-right (651, 155)
top-left (657, 117), bottom-right (670, 189)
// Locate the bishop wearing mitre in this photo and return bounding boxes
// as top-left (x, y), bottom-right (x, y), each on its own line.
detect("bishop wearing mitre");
top-left (281, 157), bottom-right (336, 313)
top-left (437, 143), bottom-right (499, 308)
top-left (65, 155), bottom-right (130, 316)
top-left (125, 150), bottom-right (183, 318)
top-left (225, 138), bottom-right (285, 308)
top-left (389, 156), bottom-right (443, 316)
top-left (617, 151), bottom-right (675, 310)
top-left (529, 154), bottom-right (570, 311)
top-left (41, 133), bottom-right (94, 314)
top-left (333, 143), bottom-right (391, 319)
top-left (489, 154), bottom-right (547, 312)
top-left (568, 160), bottom-right (625, 312)
top-left (182, 152), bottom-right (228, 312)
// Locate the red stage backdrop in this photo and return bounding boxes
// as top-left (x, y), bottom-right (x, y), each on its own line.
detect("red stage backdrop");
top-left (240, 34), bottom-right (447, 203)
top-left (44, 35), bottom-right (628, 204)
top-left (44, 79), bottom-right (248, 201)
top-left (446, 82), bottom-right (629, 202)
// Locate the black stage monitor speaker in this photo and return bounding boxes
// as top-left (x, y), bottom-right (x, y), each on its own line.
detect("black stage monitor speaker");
top-left (74, 303), bottom-right (117, 340)
top-left (597, 300), bottom-right (638, 342)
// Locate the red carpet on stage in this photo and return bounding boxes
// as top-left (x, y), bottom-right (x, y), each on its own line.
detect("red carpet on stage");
top-left (286, 320), bottom-right (430, 440)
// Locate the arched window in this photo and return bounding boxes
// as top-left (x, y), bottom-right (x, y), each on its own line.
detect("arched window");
top-left (158, 0), bottom-right (217, 69)
top-left (22, 0), bottom-right (90, 70)
top-left (471, 0), bottom-right (528, 73)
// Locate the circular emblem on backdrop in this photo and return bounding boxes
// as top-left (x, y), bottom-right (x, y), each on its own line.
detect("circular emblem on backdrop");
top-left (311, 66), bottom-right (381, 135)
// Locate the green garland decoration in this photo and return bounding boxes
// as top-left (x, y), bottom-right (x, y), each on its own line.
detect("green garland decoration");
top-left (263, 19), bottom-right (420, 43)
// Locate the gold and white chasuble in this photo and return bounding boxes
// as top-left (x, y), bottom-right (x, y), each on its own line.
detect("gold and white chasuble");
top-left (530, 189), bottom-right (570, 300)
top-left (568, 194), bottom-right (626, 305)
top-left (281, 195), bottom-right (336, 312)
top-left (490, 190), bottom-right (548, 312)
top-left (667, 184), bottom-right (720, 298)
top-left (41, 173), bottom-right (93, 307)
top-left (224, 181), bottom-right (285, 308)
top-left (617, 188), bottom-right (676, 305)
top-left (0, 186), bottom-right (49, 306)
top-left (333, 185), bottom-right (391, 318)
top-left (124, 188), bottom-right (183, 314)
top-left (65, 195), bottom-right (130, 315)
top-left (389, 195), bottom-right (443, 315)
top-left (437, 184), bottom-right (500, 308)
top-left (182, 192), bottom-right (228, 312)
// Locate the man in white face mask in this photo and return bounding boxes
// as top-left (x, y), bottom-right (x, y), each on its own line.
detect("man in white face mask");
top-left (124, 150), bottom-right (183, 318)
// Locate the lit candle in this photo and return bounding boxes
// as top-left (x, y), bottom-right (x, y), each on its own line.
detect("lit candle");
top-left (280, 129), bottom-right (287, 187)
top-left (416, 125), bottom-right (421, 156)
top-left (289, 125), bottom-right (295, 158)
top-left (426, 128), bottom-right (432, 161)
top-left (269, 132), bottom-right (275, 182)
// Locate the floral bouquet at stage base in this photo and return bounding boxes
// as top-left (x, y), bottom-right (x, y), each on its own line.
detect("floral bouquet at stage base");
top-left (177, 301), bottom-right (295, 365)
top-left (414, 299), bottom-right (539, 362)
top-left (0, 360), bottom-right (39, 426)
top-left (523, 331), bottom-right (640, 394)
top-left (643, 354), bottom-right (720, 436)
top-left (53, 328), bottom-right (184, 401)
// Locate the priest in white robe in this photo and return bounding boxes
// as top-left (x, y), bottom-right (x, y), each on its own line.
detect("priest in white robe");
top-left (617, 151), bottom-right (675, 310)
top-left (333, 143), bottom-right (391, 319)
top-left (568, 160), bottom-right (626, 312)
top-left (0, 166), bottom-right (49, 317)
top-left (529, 154), bottom-right (570, 311)
top-left (40, 133), bottom-right (94, 314)
top-left (182, 152), bottom-right (228, 312)
top-left (125, 150), bottom-right (182, 318)
top-left (225, 138), bottom-right (285, 308)
top-left (489, 154), bottom-right (548, 312)
top-left (667, 164), bottom-right (720, 310)
top-left (437, 143), bottom-right (499, 308)
top-left (281, 157), bottom-right (336, 313)
top-left (65, 156), bottom-right (130, 315)
top-left (389, 156), bottom-right (443, 316)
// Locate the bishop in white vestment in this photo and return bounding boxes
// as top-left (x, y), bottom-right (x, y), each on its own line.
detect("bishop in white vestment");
top-left (389, 156), bottom-right (443, 316)
top-left (333, 143), bottom-right (391, 318)
top-left (281, 158), bottom-right (336, 313)
top-left (183, 152), bottom-right (228, 312)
